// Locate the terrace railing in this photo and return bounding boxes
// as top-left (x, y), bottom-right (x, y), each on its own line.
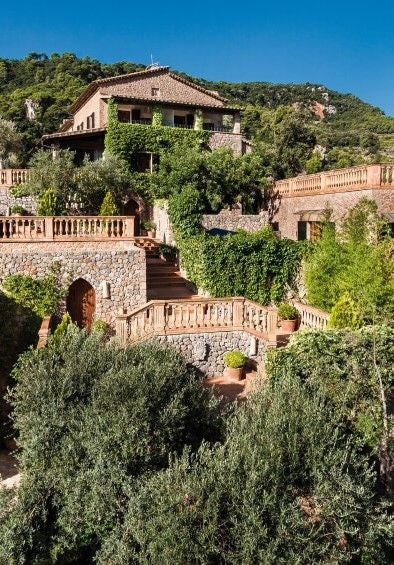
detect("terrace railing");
top-left (0, 169), bottom-right (30, 187)
top-left (293, 302), bottom-right (330, 330)
top-left (0, 215), bottom-right (135, 241)
top-left (275, 163), bottom-right (394, 197)
top-left (116, 297), bottom-right (279, 344)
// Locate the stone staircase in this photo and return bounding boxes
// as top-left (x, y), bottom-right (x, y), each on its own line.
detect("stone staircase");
top-left (140, 240), bottom-right (197, 300)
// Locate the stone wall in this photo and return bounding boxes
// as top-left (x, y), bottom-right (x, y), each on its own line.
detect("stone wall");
top-left (202, 209), bottom-right (268, 233)
top-left (0, 240), bottom-right (146, 328)
top-left (209, 131), bottom-right (243, 154)
top-left (273, 188), bottom-right (394, 240)
top-left (153, 203), bottom-right (175, 244)
top-left (156, 330), bottom-right (267, 375)
top-left (0, 187), bottom-right (36, 216)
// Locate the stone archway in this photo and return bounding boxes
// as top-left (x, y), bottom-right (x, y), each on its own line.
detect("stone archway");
top-left (123, 198), bottom-right (141, 235)
top-left (66, 278), bottom-right (96, 329)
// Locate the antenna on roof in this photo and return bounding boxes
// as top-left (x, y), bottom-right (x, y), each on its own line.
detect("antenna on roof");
top-left (147, 54), bottom-right (160, 70)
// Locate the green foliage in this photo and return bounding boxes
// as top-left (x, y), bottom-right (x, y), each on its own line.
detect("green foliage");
top-left (99, 190), bottom-right (119, 216)
top-left (105, 99), bottom-right (210, 167)
top-left (223, 350), bottom-right (246, 368)
top-left (168, 184), bottom-right (204, 238)
top-left (96, 374), bottom-right (393, 563)
top-left (304, 199), bottom-right (394, 323)
top-left (157, 142), bottom-right (267, 212)
top-left (0, 116), bottom-right (22, 166)
top-left (278, 302), bottom-right (298, 320)
top-left (328, 292), bottom-right (363, 329)
top-left (172, 222), bottom-right (303, 304)
top-left (9, 204), bottom-right (27, 215)
top-left (266, 326), bottom-right (394, 452)
top-left (151, 105), bottom-right (163, 126)
top-left (91, 319), bottom-right (109, 336)
top-left (16, 148), bottom-right (133, 213)
top-left (51, 312), bottom-right (73, 346)
top-left (2, 263), bottom-right (65, 318)
top-left (142, 219), bottom-right (156, 231)
top-left (36, 186), bottom-right (60, 216)
top-left (0, 330), bottom-right (224, 561)
top-left (0, 291), bottom-right (40, 445)
top-left (304, 152), bottom-right (323, 174)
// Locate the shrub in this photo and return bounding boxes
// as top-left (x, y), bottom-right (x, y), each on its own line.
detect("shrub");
top-left (158, 242), bottom-right (178, 263)
top-left (51, 312), bottom-right (73, 346)
top-left (278, 302), bottom-right (298, 320)
top-left (223, 350), bottom-right (246, 368)
top-left (2, 264), bottom-right (65, 318)
top-left (97, 374), bottom-right (394, 563)
top-left (143, 219), bottom-right (156, 231)
top-left (36, 187), bottom-right (61, 216)
top-left (99, 190), bottom-right (119, 216)
top-left (0, 330), bottom-right (224, 562)
top-left (9, 204), bottom-right (27, 215)
top-left (328, 292), bottom-right (363, 329)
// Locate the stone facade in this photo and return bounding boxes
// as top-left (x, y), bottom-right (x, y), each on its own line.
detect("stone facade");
top-left (156, 330), bottom-right (267, 375)
top-left (0, 241), bottom-right (146, 328)
top-left (202, 209), bottom-right (269, 233)
top-left (209, 131), bottom-right (244, 154)
top-left (0, 187), bottom-right (36, 216)
top-left (273, 187), bottom-right (394, 240)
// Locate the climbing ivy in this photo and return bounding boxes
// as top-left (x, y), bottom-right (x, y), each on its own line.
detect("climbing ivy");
top-left (105, 98), bottom-right (211, 164)
top-left (152, 105), bottom-right (163, 127)
top-left (168, 187), bottom-right (303, 304)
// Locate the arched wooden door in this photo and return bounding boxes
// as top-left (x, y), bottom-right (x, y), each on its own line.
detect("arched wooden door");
top-left (124, 199), bottom-right (140, 235)
top-left (67, 278), bottom-right (96, 329)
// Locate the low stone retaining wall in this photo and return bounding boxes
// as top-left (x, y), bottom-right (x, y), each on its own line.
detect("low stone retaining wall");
top-left (156, 330), bottom-right (268, 375)
top-left (0, 187), bottom-right (36, 216)
top-left (202, 210), bottom-right (268, 233)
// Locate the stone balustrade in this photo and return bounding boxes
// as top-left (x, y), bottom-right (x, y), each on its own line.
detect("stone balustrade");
top-left (293, 302), bottom-right (329, 330)
top-left (0, 169), bottom-right (30, 187)
top-left (36, 316), bottom-right (54, 349)
top-left (275, 163), bottom-right (394, 198)
top-left (117, 297), bottom-right (279, 344)
top-left (0, 215), bottom-right (135, 241)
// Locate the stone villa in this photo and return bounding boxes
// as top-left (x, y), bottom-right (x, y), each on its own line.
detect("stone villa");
top-left (42, 65), bottom-right (251, 163)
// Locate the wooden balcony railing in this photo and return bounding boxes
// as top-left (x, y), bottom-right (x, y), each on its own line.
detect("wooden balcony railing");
top-left (275, 163), bottom-right (394, 197)
top-left (0, 215), bottom-right (135, 241)
top-left (293, 302), bottom-right (329, 330)
top-left (116, 297), bottom-right (279, 344)
top-left (0, 169), bottom-right (30, 187)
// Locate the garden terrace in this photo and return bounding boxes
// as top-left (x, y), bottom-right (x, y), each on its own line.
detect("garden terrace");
top-left (0, 216), bottom-right (136, 241)
top-left (275, 163), bottom-right (394, 197)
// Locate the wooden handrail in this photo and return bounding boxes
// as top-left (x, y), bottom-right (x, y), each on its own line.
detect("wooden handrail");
top-left (0, 215), bottom-right (135, 241)
top-left (275, 163), bottom-right (394, 197)
top-left (116, 297), bottom-right (279, 344)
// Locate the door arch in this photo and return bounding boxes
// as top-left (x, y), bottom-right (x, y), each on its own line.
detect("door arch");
top-left (66, 278), bottom-right (96, 329)
top-left (123, 198), bottom-right (140, 235)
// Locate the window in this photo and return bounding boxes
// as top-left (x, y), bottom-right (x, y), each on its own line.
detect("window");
top-left (118, 110), bottom-right (131, 123)
top-left (86, 116), bottom-right (91, 129)
top-left (297, 221), bottom-right (307, 241)
top-left (151, 87), bottom-right (160, 97)
top-left (91, 112), bottom-right (95, 129)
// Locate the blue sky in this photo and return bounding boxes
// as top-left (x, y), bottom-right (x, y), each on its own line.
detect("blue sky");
top-left (2, 0), bottom-right (394, 115)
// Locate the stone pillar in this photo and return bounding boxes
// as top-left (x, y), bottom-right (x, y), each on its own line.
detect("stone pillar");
top-left (233, 112), bottom-right (241, 134)
top-left (367, 164), bottom-right (382, 188)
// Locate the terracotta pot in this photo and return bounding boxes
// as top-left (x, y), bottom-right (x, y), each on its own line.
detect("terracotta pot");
top-left (223, 366), bottom-right (244, 380)
top-left (147, 229), bottom-right (156, 239)
top-left (280, 319), bottom-right (297, 333)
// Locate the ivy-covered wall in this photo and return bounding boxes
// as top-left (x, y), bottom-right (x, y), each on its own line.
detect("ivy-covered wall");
top-left (105, 99), bottom-right (211, 163)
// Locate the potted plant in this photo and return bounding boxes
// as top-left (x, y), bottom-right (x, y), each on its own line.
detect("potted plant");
top-left (143, 220), bottom-right (156, 238)
top-left (223, 350), bottom-right (246, 380)
top-left (277, 302), bottom-right (299, 333)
